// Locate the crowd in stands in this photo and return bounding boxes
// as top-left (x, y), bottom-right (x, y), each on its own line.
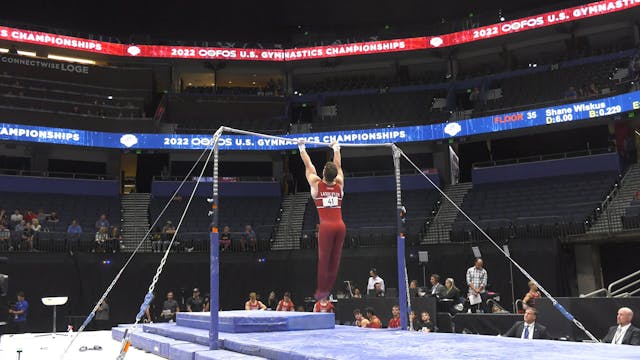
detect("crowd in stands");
top-left (0, 75), bottom-right (148, 120)
top-left (149, 222), bottom-right (262, 253)
top-left (0, 208), bottom-right (121, 252)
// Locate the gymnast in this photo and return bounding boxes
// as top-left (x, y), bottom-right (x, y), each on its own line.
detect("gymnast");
top-left (298, 140), bottom-right (346, 300)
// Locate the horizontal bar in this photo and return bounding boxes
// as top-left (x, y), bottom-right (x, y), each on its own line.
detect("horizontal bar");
top-left (221, 126), bottom-right (394, 148)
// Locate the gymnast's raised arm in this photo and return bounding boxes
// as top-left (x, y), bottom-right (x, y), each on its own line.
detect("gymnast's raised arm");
top-left (298, 140), bottom-right (321, 186)
top-left (330, 141), bottom-right (344, 187)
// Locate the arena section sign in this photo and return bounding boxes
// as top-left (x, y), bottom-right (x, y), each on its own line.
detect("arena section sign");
top-left (2, 91), bottom-right (639, 150)
top-left (0, 54), bottom-right (90, 74)
top-left (0, 0), bottom-right (637, 61)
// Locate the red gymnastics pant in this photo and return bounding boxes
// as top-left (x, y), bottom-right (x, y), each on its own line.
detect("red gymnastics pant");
top-left (316, 220), bottom-right (346, 298)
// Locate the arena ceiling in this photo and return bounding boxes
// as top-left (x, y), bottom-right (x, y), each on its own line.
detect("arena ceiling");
top-left (3, 0), bottom-right (590, 43)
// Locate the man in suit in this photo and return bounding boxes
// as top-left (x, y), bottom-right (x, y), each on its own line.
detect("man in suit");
top-left (504, 308), bottom-right (548, 340)
top-left (429, 274), bottom-right (446, 298)
top-left (602, 307), bottom-right (640, 345)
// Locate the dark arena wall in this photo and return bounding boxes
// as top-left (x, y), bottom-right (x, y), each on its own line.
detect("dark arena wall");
top-left (2, 235), bottom-right (569, 333)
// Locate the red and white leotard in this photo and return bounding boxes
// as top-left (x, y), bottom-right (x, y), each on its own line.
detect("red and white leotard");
top-left (312, 180), bottom-right (346, 299)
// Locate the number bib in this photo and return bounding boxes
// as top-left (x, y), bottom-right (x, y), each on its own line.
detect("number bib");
top-left (322, 196), bottom-right (339, 207)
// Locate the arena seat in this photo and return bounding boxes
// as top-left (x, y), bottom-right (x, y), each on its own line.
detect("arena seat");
top-left (302, 189), bottom-right (439, 247)
top-left (450, 171), bottom-right (618, 242)
top-left (149, 195), bottom-right (281, 251)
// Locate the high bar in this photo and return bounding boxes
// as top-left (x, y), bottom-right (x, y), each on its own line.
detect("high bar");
top-left (221, 126), bottom-right (394, 148)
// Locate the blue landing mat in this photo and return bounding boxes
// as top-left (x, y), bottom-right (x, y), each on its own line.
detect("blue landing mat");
top-left (171, 341), bottom-right (266, 360)
top-left (132, 324), bottom-right (640, 360)
top-left (113, 326), bottom-right (265, 359)
top-left (143, 323), bottom-right (210, 346)
top-left (130, 331), bottom-right (189, 358)
top-left (177, 311), bottom-right (334, 333)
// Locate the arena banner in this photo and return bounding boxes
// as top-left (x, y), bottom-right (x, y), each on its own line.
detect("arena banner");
top-left (428, 0), bottom-right (640, 49)
top-left (1, 90), bottom-right (639, 150)
top-left (0, 27), bottom-right (125, 54)
top-left (0, 0), bottom-right (637, 61)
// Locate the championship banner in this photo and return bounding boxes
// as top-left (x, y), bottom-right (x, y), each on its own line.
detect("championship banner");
top-left (2, 90), bottom-right (639, 150)
top-left (0, 26), bottom-right (124, 55)
top-left (427, 0), bottom-right (640, 49)
top-left (0, 0), bottom-right (637, 61)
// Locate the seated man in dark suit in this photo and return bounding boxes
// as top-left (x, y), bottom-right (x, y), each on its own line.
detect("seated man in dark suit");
top-left (504, 308), bottom-right (548, 340)
top-left (429, 274), bottom-right (446, 298)
top-left (602, 307), bottom-right (640, 345)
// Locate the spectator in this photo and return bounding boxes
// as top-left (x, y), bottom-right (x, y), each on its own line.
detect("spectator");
top-left (160, 291), bottom-right (180, 322)
top-left (10, 209), bottom-right (23, 225)
top-left (67, 219), bottom-right (82, 234)
top-left (410, 311), bottom-right (420, 331)
top-left (36, 208), bottom-right (47, 224)
top-left (23, 210), bottom-right (36, 223)
top-left (95, 299), bottom-right (110, 330)
top-left (429, 274), bottom-right (446, 298)
top-left (388, 305), bottom-right (401, 328)
top-left (313, 298), bottom-right (335, 313)
top-left (110, 226), bottom-right (123, 252)
top-left (46, 211), bottom-right (60, 223)
top-left (504, 308), bottom-right (548, 339)
top-left (0, 224), bottom-right (10, 250)
top-left (522, 280), bottom-right (542, 310)
top-left (220, 226), bottom-right (231, 252)
top-left (241, 225), bottom-right (256, 252)
top-left (9, 291), bottom-right (28, 333)
top-left (409, 280), bottom-right (418, 289)
top-left (443, 277), bottom-right (461, 301)
top-left (266, 291), bottom-right (278, 311)
top-left (245, 292), bottom-right (267, 310)
top-left (364, 307), bottom-right (382, 328)
top-left (492, 304), bottom-right (510, 314)
top-left (31, 219), bottom-right (42, 232)
top-left (466, 258), bottom-right (488, 313)
top-left (187, 288), bottom-right (205, 312)
top-left (20, 222), bottom-right (35, 251)
top-left (374, 282), bottom-right (385, 297)
top-left (95, 226), bottom-right (109, 253)
top-left (417, 311), bottom-right (435, 332)
top-left (564, 86), bottom-right (577, 100)
top-left (162, 220), bottom-right (176, 237)
top-left (14, 219), bottom-right (26, 232)
top-left (46, 211), bottom-right (60, 230)
top-left (153, 221), bottom-right (175, 252)
top-left (150, 226), bottom-right (163, 253)
top-left (95, 214), bottom-right (110, 231)
top-left (0, 209), bottom-right (8, 228)
top-left (276, 292), bottom-right (295, 311)
top-left (353, 308), bottom-right (370, 327)
top-left (601, 307), bottom-right (640, 345)
top-left (353, 288), bottom-right (362, 299)
top-left (367, 268), bottom-right (385, 294)
top-left (589, 82), bottom-right (599, 96)
top-left (469, 87), bottom-right (480, 109)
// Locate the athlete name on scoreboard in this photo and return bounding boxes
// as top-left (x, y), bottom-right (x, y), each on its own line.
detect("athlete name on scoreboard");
top-left (545, 100), bottom-right (622, 124)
